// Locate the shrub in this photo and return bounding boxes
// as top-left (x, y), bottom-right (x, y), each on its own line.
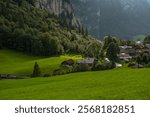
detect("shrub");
top-left (128, 62), bottom-right (136, 67)
top-left (53, 69), bottom-right (66, 76)
top-left (32, 62), bottom-right (41, 77)
top-left (96, 64), bottom-right (106, 70)
top-left (145, 62), bottom-right (150, 68)
top-left (75, 63), bottom-right (91, 72)
top-left (93, 62), bottom-right (115, 71)
top-left (43, 74), bottom-right (51, 77)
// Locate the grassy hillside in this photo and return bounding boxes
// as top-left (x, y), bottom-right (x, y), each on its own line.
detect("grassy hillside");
top-left (0, 49), bottom-right (81, 75)
top-left (0, 68), bottom-right (150, 100)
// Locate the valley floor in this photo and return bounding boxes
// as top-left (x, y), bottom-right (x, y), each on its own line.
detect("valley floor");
top-left (0, 68), bottom-right (150, 100)
top-left (0, 49), bottom-right (150, 100)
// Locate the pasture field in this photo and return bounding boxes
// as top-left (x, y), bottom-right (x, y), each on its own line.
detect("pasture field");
top-left (0, 49), bottom-right (81, 75)
top-left (0, 68), bottom-right (150, 100)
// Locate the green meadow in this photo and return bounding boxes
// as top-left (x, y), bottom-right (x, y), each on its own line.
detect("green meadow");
top-left (0, 49), bottom-right (150, 100)
top-left (0, 49), bottom-right (81, 75)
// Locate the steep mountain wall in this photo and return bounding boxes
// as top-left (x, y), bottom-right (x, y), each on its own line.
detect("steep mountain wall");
top-left (35, 0), bottom-right (80, 27)
top-left (72, 0), bottom-right (150, 39)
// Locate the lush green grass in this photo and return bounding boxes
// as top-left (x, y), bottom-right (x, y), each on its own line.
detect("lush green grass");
top-left (0, 67), bottom-right (150, 100)
top-left (0, 49), bottom-right (150, 100)
top-left (0, 49), bottom-right (81, 75)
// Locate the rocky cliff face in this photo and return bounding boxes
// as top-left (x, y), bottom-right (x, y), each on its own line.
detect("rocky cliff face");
top-left (35, 0), bottom-right (80, 27)
top-left (72, 0), bottom-right (150, 39)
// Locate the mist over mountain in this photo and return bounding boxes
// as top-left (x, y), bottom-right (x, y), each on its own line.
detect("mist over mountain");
top-left (72, 0), bottom-right (150, 39)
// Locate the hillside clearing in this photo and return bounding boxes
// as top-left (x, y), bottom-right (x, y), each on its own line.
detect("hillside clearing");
top-left (0, 49), bottom-right (81, 75)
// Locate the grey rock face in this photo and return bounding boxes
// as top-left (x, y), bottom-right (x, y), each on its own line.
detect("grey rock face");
top-left (72, 0), bottom-right (150, 39)
top-left (35, 0), bottom-right (80, 27)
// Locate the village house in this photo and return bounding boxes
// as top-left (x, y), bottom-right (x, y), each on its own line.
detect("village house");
top-left (61, 59), bottom-right (75, 68)
top-left (119, 46), bottom-right (136, 62)
top-left (77, 58), bottom-right (97, 66)
top-left (135, 43), bottom-right (150, 55)
top-left (120, 46), bottom-right (136, 55)
top-left (119, 53), bottom-right (132, 62)
top-left (119, 43), bottom-right (150, 62)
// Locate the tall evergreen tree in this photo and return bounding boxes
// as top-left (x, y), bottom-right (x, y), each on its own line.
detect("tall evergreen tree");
top-left (137, 56), bottom-right (141, 67)
top-left (142, 53), bottom-right (149, 65)
top-left (106, 42), bottom-right (119, 62)
top-left (81, 26), bottom-right (85, 35)
top-left (32, 62), bottom-right (41, 77)
top-left (78, 24), bottom-right (81, 33)
top-left (85, 27), bottom-right (88, 36)
top-left (144, 36), bottom-right (150, 44)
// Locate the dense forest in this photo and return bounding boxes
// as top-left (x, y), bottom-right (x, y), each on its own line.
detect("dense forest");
top-left (0, 0), bottom-right (102, 57)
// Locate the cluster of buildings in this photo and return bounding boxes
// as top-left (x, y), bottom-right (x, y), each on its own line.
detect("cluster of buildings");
top-left (119, 43), bottom-right (150, 62)
top-left (61, 42), bottom-right (150, 68)
top-left (61, 58), bottom-right (97, 67)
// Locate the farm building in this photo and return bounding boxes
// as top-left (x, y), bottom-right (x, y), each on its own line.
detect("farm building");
top-left (120, 46), bottom-right (136, 55)
top-left (77, 58), bottom-right (97, 66)
top-left (61, 59), bottom-right (75, 67)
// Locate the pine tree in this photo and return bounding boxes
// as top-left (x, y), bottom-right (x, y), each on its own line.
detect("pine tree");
top-left (142, 53), bottom-right (149, 65)
top-left (106, 42), bottom-right (119, 62)
top-left (85, 27), bottom-right (88, 36)
top-left (81, 26), bottom-right (85, 35)
top-left (78, 24), bottom-right (81, 33)
top-left (137, 56), bottom-right (141, 68)
top-left (32, 62), bottom-right (41, 77)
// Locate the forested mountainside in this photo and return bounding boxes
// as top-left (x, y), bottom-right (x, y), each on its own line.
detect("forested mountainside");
top-left (0, 0), bottom-right (102, 57)
top-left (72, 0), bottom-right (150, 39)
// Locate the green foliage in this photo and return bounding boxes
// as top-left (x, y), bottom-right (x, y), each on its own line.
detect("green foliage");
top-left (136, 56), bottom-right (141, 65)
top-left (103, 36), bottom-right (118, 50)
top-left (126, 40), bottom-right (136, 46)
top-left (32, 62), bottom-right (41, 77)
top-left (0, 0), bottom-right (100, 57)
top-left (0, 49), bottom-right (81, 75)
top-left (145, 62), bottom-right (150, 68)
top-left (85, 27), bottom-right (88, 36)
top-left (75, 63), bottom-right (91, 72)
top-left (1, 68), bottom-right (150, 99)
top-left (53, 69), bottom-right (66, 76)
top-left (106, 42), bottom-right (119, 62)
top-left (144, 36), bottom-right (150, 44)
top-left (85, 41), bottom-right (102, 58)
top-left (142, 53), bottom-right (149, 65)
top-left (136, 53), bottom-right (150, 66)
top-left (92, 62), bottom-right (115, 71)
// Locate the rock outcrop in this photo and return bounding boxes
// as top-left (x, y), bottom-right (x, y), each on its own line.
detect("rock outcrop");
top-left (35, 0), bottom-right (80, 27)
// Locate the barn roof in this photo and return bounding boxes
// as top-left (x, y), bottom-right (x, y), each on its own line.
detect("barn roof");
top-left (77, 58), bottom-right (95, 64)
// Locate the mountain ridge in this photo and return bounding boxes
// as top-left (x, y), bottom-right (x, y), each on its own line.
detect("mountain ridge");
top-left (72, 0), bottom-right (150, 39)
top-left (35, 0), bottom-right (80, 28)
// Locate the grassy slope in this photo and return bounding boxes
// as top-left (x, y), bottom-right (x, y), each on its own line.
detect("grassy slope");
top-left (0, 68), bottom-right (150, 100)
top-left (0, 49), bottom-right (150, 100)
top-left (0, 49), bottom-right (81, 75)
